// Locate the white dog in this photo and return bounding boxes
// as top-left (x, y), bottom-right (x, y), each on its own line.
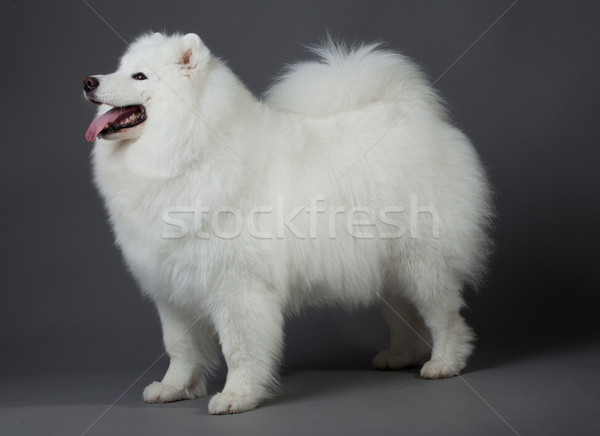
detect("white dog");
top-left (83, 32), bottom-right (493, 414)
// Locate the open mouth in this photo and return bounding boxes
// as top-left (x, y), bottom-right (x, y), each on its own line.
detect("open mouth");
top-left (85, 105), bottom-right (147, 142)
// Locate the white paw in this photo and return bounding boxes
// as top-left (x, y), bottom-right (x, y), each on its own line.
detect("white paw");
top-left (208, 392), bottom-right (258, 415)
top-left (420, 358), bottom-right (462, 379)
top-left (373, 349), bottom-right (428, 370)
top-left (143, 381), bottom-right (206, 403)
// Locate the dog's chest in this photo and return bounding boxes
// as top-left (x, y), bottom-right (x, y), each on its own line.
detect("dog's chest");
top-left (97, 173), bottom-right (231, 305)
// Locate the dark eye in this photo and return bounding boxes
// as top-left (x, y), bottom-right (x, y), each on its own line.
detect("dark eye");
top-left (132, 72), bottom-right (147, 80)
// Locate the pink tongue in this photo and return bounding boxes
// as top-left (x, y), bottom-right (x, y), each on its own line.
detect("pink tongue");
top-left (85, 107), bottom-right (129, 142)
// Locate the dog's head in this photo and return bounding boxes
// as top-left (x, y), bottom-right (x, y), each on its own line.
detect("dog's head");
top-left (83, 32), bottom-right (210, 143)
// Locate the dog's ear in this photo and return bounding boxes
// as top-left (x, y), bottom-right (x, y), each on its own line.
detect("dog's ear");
top-left (181, 33), bottom-right (209, 69)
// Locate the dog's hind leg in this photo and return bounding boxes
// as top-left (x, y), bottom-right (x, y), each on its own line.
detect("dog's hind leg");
top-left (400, 256), bottom-right (475, 379)
top-left (373, 291), bottom-right (431, 370)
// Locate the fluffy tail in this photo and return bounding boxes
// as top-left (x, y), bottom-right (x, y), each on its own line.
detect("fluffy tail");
top-left (264, 38), bottom-right (445, 117)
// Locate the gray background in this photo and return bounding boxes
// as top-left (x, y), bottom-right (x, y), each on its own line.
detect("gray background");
top-left (1, 1), bottom-right (599, 435)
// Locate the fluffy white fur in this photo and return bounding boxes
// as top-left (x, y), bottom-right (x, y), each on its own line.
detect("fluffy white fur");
top-left (85, 32), bottom-right (493, 414)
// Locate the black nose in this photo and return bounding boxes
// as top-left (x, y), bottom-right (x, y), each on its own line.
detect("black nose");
top-left (83, 76), bottom-right (99, 93)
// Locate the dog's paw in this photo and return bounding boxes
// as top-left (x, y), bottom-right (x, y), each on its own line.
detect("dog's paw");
top-left (373, 349), bottom-right (427, 370)
top-left (208, 392), bottom-right (258, 415)
top-left (420, 358), bottom-right (462, 379)
top-left (143, 381), bottom-right (206, 403)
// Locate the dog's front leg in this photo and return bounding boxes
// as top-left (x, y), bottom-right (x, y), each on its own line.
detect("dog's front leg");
top-left (208, 279), bottom-right (284, 414)
top-left (143, 299), bottom-right (219, 403)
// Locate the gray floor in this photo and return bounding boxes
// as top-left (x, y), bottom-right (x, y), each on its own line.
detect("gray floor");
top-left (2, 343), bottom-right (598, 436)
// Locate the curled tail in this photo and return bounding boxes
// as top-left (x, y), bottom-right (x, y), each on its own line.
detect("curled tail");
top-left (264, 38), bottom-right (445, 117)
